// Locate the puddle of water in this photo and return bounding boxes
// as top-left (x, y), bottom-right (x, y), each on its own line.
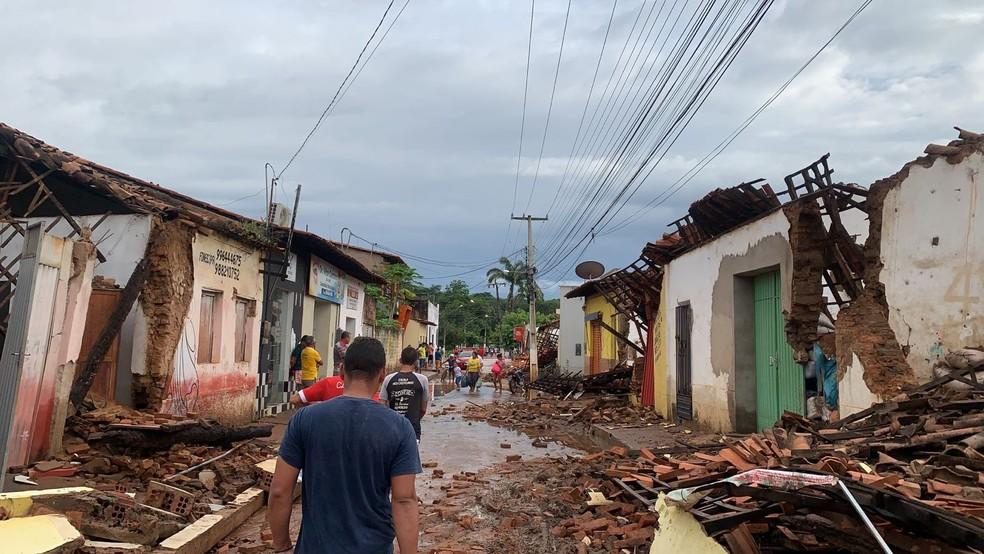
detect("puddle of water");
top-left (417, 385), bottom-right (582, 502)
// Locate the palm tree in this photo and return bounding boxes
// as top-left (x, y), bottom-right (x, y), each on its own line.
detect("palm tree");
top-left (514, 261), bottom-right (542, 304)
top-left (486, 257), bottom-right (519, 311)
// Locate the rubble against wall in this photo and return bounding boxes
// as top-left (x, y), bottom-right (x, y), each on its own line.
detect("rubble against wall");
top-left (134, 219), bottom-right (194, 410)
top-left (782, 200), bottom-right (826, 358)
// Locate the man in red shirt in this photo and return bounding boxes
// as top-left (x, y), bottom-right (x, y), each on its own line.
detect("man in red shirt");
top-left (290, 375), bottom-right (380, 406)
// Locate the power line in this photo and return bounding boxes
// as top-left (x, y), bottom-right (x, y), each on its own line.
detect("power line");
top-left (523, 0), bottom-right (574, 212)
top-left (334, 0), bottom-right (413, 109)
top-left (536, 0), bottom-right (775, 275)
top-left (502, 0), bottom-right (538, 258)
top-left (545, 1), bottom-right (773, 273)
top-left (602, 0), bottom-right (876, 234)
top-left (539, 0), bottom-right (660, 235)
top-left (279, 0), bottom-right (402, 178)
top-left (542, 0), bottom-right (752, 262)
top-left (538, 0), bottom-right (749, 269)
top-left (344, 230), bottom-right (523, 270)
top-left (544, 0), bottom-right (619, 217)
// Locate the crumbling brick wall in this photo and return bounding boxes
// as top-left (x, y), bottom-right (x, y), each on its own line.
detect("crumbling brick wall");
top-left (836, 177), bottom-right (916, 397)
top-left (783, 200), bottom-right (826, 358)
top-left (134, 219), bottom-right (194, 410)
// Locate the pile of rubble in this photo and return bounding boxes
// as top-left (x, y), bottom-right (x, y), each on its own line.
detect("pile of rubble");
top-left (2, 403), bottom-right (281, 552)
top-left (66, 404), bottom-right (273, 451)
top-left (463, 397), bottom-right (663, 429)
top-left (583, 367), bottom-right (984, 552)
top-left (528, 365), bottom-right (635, 397)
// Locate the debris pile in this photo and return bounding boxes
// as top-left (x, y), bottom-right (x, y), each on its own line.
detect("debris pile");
top-left (3, 403), bottom-right (281, 552)
top-left (463, 397), bottom-right (662, 430)
top-left (528, 365), bottom-right (635, 397)
top-left (67, 404), bottom-right (273, 451)
top-left (584, 367), bottom-right (984, 552)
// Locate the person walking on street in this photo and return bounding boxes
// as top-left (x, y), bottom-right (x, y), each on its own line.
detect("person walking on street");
top-left (490, 353), bottom-right (505, 393)
top-left (269, 337), bottom-right (421, 554)
top-left (333, 331), bottom-right (351, 375)
top-left (380, 347), bottom-right (430, 443)
top-left (289, 335), bottom-right (310, 386)
top-left (417, 343), bottom-right (427, 370)
top-left (465, 352), bottom-right (482, 394)
top-left (289, 374), bottom-right (380, 406)
top-left (300, 338), bottom-right (323, 389)
top-left (434, 346), bottom-right (443, 375)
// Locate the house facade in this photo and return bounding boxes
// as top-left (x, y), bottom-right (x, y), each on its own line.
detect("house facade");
top-left (258, 231), bottom-right (382, 416)
top-left (558, 284), bottom-right (585, 374)
top-left (574, 129), bottom-right (984, 433)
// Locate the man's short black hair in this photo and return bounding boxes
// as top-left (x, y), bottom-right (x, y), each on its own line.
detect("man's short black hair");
top-left (400, 346), bottom-right (419, 365)
top-left (340, 331), bottom-right (351, 340)
top-left (343, 337), bottom-right (386, 380)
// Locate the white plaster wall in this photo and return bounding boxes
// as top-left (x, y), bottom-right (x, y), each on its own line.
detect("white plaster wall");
top-left (879, 151), bottom-right (984, 381)
top-left (663, 210), bottom-right (793, 432)
top-left (558, 285), bottom-right (585, 374)
top-left (838, 353), bottom-right (878, 416)
top-left (341, 277), bottom-right (365, 336)
top-left (0, 215), bottom-right (153, 403)
top-left (427, 301), bottom-right (440, 346)
top-left (166, 232), bottom-right (263, 423)
top-left (0, 214), bottom-right (152, 285)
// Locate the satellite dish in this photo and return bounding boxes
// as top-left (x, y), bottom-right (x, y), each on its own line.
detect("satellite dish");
top-left (575, 260), bottom-right (605, 280)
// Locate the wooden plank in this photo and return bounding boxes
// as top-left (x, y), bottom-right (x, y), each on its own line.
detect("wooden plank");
top-left (158, 488), bottom-right (265, 554)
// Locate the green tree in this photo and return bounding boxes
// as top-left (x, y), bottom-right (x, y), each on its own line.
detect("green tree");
top-left (366, 263), bottom-right (422, 327)
top-left (486, 257), bottom-right (521, 311)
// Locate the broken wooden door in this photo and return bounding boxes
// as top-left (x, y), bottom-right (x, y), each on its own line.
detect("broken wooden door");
top-left (77, 288), bottom-right (122, 402)
top-left (753, 270), bottom-right (804, 430)
top-left (675, 304), bottom-right (693, 421)
top-left (589, 320), bottom-right (602, 375)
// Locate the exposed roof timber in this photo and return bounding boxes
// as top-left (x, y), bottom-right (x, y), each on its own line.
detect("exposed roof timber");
top-left (0, 124), bottom-right (386, 284)
top-left (0, 123), bottom-right (269, 248)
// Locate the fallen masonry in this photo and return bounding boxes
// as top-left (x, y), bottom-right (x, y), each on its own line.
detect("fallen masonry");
top-left (425, 362), bottom-right (984, 553)
top-left (0, 402), bottom-right (280, 553)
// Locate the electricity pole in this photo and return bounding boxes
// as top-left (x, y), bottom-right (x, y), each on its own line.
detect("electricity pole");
top-left (511, 214), bottom-right (547, 397)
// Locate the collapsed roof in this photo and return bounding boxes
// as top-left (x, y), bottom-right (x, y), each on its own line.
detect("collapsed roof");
top-left (0, 122), bottom-right (382, 284)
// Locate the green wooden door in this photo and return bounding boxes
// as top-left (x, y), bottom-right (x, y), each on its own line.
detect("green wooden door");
top-left (753, 271), bottom-right (804, 430)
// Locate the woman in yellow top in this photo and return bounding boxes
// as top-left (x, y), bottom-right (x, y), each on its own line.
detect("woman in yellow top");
top-left (300, 338), bottom-right (324, 388)
top-left (465, 352), bottom-right (482, 393)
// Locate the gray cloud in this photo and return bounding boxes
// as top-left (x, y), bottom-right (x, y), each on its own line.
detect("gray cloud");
top-left (2, 0), bottom-right (981, 296)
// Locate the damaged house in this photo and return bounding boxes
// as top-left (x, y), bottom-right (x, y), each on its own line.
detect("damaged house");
top-left (0, 124), bottom-right (380, 469)
top-left (571, 128), bottom-right (984, 433)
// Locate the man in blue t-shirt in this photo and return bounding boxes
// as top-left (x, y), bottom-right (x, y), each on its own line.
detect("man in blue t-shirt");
top-left (268, 337), bottom-right (421, 554)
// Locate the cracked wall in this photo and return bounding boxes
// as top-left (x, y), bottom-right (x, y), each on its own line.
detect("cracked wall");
top-left (876, 141), bottom-right (984, 382)
top-left (835, 175), bottom-right (916, 400)
top-left (133, 219), bottom-right (194, 410)
top-left (782, 200), bottom-right (827, 358)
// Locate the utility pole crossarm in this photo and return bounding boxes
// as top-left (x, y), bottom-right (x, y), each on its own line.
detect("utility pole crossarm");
top-left (510, 214), bottom-right (547, 399)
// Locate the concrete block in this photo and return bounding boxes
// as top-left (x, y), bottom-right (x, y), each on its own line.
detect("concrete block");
top-left (0, 513), bottom-right (84, 553)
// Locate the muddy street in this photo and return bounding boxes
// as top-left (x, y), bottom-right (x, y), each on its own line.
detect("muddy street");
top-left (219, 384), bottom-right (590, 553)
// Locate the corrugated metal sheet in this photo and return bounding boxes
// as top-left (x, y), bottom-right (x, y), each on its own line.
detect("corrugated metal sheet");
top-left (0, 225), bottom-right (43, 486)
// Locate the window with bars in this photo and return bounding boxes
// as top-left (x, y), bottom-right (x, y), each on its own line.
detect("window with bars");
top-left (198, 291), bottom-right (221, 363)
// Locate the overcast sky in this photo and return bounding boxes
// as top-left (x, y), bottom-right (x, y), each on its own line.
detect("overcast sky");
top-left (3, 1), bottom-right (982, 296)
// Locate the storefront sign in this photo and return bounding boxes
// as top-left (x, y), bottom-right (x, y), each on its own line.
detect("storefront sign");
top-left (198, 247), bottom-right (244, 280)
top-left (346, 283), bottom-right (360, 310)
top-left (513, 326), bottom-right (525, 343)
top-left (309, 256), bottom-right (342, 303)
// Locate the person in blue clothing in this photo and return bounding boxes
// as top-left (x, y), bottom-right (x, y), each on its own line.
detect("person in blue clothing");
top-left (268, 336), bottom-right (421, 554)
